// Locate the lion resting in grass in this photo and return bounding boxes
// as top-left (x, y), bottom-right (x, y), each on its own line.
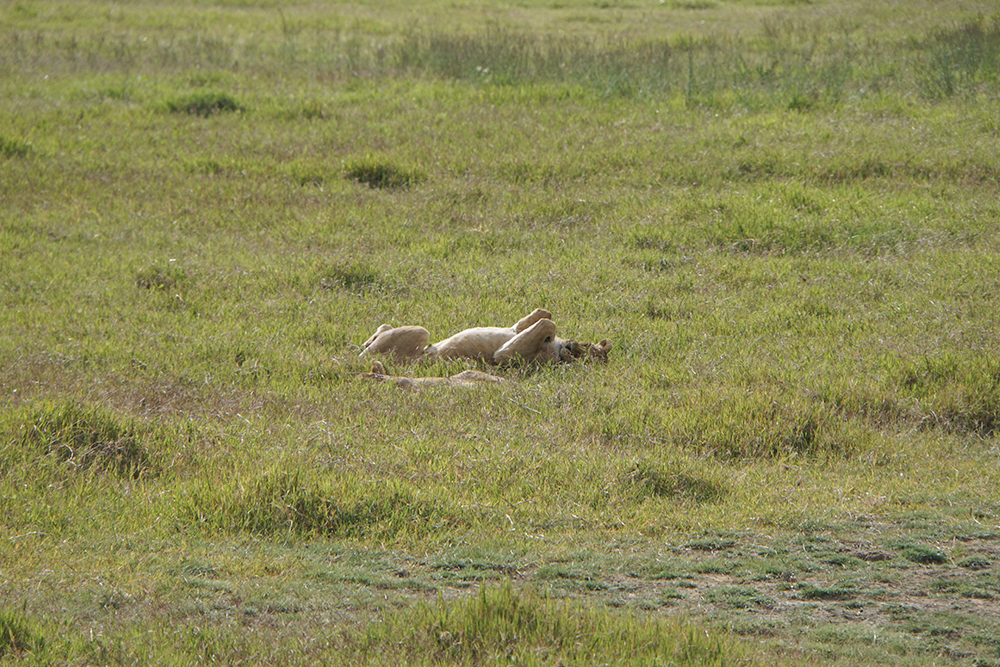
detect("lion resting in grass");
top-left (358, 308), bottom-right (612, 366)
top-left (359, 360), bottom-right (507, 391)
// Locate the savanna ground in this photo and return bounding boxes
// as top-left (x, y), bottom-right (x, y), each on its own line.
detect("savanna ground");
top-left (2, 0), bottom-right (1000, 664)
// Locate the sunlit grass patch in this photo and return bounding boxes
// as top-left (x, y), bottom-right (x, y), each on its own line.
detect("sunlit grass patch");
top-left (363, 583), bottom-right (746, 666)
top-left (0, 582), bottom-right (749, 665)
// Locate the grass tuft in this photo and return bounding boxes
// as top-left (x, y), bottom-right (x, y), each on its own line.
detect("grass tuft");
top-left (362, 583), bottom-right (742, 665)
top-left (0, 136), bottom-right (32, 159)
top-left (957, 556), bottom-right (993, 571)
top-left (344, 155), bottom-right (424, 189)
top-left (5, 402), bottom-right (155, 479)
top-left (0, 611), bottom-right (44, 658)
top-left (899, 544), bottom-right (948, 565)
top-left (180, 470), bottom-right (462, 539)
top-left (286, 160), bottom-right (331, 186)
top-left (316, 262), bottom-right (396, 295)
top-left (705, 586), bottom-right (776, 609)
top-left (797, 583), bottom-right (860, 601)
top-left (164, 91), bottom-right (244, 117)
top-left (684, 536), bottom-right (736, 551)
top-left (624, 461), bottom-right (726, 503)
top-left (671, 390), bottom-right (850, 459)
top-left (921, 14), bottom-right (1000, 98)
top-left (135, 265), bottom-right (184, 290)
top-left (897, 355), bottom-right (1000, 435)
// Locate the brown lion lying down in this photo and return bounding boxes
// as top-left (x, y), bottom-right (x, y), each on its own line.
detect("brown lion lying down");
top-left (358, 308), bottom-right (611, 365)
top-left (359, 360), bottom-right (508, 391)
top-left (358, 309), bottom-right (611, 390)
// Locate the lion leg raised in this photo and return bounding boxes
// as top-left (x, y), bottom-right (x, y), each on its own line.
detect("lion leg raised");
top-left (493, 318), bottom-right (558, 364)
top-left (512, 308), bottom-right (553, 333)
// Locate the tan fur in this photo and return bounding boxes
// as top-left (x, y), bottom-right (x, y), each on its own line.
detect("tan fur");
top-left (360, 361), bottom-right (506, 391)
top-left (358, 308), bottom-right (611, 366)
top-left (359, 324), bottom-right (430, 363)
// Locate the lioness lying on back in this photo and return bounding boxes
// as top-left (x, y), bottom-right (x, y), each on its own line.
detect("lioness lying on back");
top-left (359, 308), bottom-right (611, 365)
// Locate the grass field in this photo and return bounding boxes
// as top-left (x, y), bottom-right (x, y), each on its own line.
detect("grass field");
top-left (2, 0), bottom-right (1000, 664)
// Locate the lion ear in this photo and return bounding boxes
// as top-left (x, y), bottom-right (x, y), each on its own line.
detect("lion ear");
top-left (597, 339), bottom-right (612, 353)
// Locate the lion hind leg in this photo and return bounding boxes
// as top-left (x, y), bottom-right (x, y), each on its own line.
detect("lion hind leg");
top-left (494, 319), bottom-right (558, 364)
top-left (512, 308), bottom-right (553, 333)
top-left (358, 325), bottom-right (430, 363)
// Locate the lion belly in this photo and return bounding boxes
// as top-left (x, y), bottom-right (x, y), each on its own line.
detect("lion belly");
top-left (432, 327), bottom-right (515, 362)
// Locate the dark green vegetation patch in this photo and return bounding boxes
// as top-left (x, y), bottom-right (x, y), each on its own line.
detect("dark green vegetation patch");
top-left (344, 155), bottom-right (424, 189)
top-left (164, 91), bottom-right (244, 117)
top-left (899, 543), bottom-right (949, 565)
top-left (0, 611), bottom-right (44, 659)
top-left (135, 264), bottom-right (185, 291)
top-left (0, 135), bottom-right (31, 159)
top-left (4, 402), bottom-right (155, 479)
top-left (624, 461), bottom-right (727, 503)
top-left (180, 471), bottom-right (462, 540)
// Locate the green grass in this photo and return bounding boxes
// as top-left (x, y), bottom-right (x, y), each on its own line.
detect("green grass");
top-left (0, 611), bottom-right (45, 659)
top-left (344, 154), bottom-right (425, 189)
top-left (3, 0), bottom-right (1000, 665)
top-left (163, 91), bottom-right (245, 117)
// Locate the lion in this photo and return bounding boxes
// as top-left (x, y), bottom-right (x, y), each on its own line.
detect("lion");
top-left (358, 308), bottom-right (612, 366)
top-left (359, 360), bottom-right (507, 391)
